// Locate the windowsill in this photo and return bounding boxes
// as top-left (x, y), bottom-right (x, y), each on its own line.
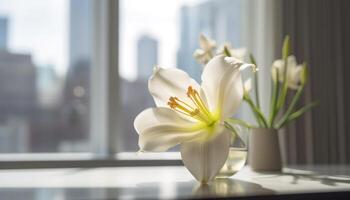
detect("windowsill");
top-left (0, 165), bottom-right (349, 199)
top-left (0, 153), bottom-right (95, 161)
top-left (117, 152), bottom-right (181, 160)
top-left (0, 152), bottom-right (181, 161)
top-left (0, 152), bottom-right (182, 169)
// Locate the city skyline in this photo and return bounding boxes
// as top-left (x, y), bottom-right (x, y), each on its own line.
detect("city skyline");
top-left (0, 0), bottom-right (245, 153)
top-left (137, 34), bottom-right (159, 79)
top-left (0, 0), bottom-right (68, 76)
top-left (0, 17), bottom-right (7, 50)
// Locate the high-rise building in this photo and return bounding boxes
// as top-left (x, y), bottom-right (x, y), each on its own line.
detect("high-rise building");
top-left (0, 52), bottom-right (37, 117)
top-left (177, 0), bottom-right (243, 80)
top-left (0, 51), bottom-right (36, 152)
top-left (59, 0), bottom-right (93, 151)
top-left (0, 17), bottom-right (7, 50)
top-left (69, 0), bottom-right (92, 67)
top-left (137, 35), bottom-right (158, 79)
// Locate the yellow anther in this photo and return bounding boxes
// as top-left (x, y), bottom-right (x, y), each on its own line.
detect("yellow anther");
top-left (167, 86), bottom-right (214, 124)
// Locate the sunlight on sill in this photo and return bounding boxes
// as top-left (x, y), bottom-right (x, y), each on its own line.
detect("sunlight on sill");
top-left (0, 152), bottom-right (181, 161)
top-left (117, 152), bottom-right (181, 160)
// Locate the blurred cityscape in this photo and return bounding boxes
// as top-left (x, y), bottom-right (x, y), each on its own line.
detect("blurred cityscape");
top-left (0, 0), bottom-right (92, 152)
top-left (0, 0), bottom-right (242, 153)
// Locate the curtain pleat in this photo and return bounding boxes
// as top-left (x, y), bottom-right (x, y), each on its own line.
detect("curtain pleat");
top-left (281, 0), bottom-right (350, 164)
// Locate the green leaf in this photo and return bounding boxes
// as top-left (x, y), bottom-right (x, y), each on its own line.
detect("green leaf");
top-left (223, 45), bottom-right (232, 57)
top-left (301, 62), bottom-right (308, 85)
top-left (284, 101), bottom-right (319, 125)
top-left (282, 35), bottom-right (290, 59)
top-left (249, 53), bottom-right (257, 65)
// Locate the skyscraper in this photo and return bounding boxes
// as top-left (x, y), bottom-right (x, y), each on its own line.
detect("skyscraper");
top-left (137, 35), bottom-right (158, 79)
top-left (69, 0), bottom-right (92, 67)
top-left (0, 17), bottom-right (8, 50)
top-left (59, 0), bottom-right (93, 151)
top-left (0, 47), bottom-right (36, 153)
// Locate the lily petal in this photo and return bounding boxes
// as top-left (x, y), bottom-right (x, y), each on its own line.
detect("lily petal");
top-left (199, 34), bottom-right (216, 51)
top-left (180, 127), bottom-right (231, 183)
top-left (201, 55), bottom-right (244, 118)
top-left (217, 43), bottom-right (247, 61)
top-left (149, 67), bottom-right (200, 107)
top-left (232, 48), bottom-right (247, 61)
top-left (271, 55), bottom-right (301, 90)
top-left (193, 49), bottom-right (212, 65)
top-left (288, 65), bottom-right (303, 89)
top-left (134, 107), bottom-right (206, 152)
top-left (244, 78), bottom-right (252, 94)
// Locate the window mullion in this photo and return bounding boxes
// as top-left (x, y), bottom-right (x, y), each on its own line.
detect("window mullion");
top-left (90, 0), bottom-right (120, 157)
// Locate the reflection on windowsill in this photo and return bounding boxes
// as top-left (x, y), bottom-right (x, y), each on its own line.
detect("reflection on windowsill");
top-left (192, 178), bottom-right (274, 198)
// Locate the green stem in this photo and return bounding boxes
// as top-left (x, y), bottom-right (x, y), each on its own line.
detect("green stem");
top-left (249, 54), bottom-right (260, 109)
top-left (225, 118), bottom-right (254, 129)
top-left (244, 96), bottom-right (262, 127)
top-left (275, 84), bottom-right (304, 128)
top-left (224, 121), bottom-right (248, 148)
top-left (275, 35), bottom-right (291, 117)
top-left (276, 58), bottom-right (289, 112)
top-left (244, 94), bottom-right (268, 128)
top-left (269, 68), bottom-right (281, 127)
top-left (224, 121), bottom-right (237, 141)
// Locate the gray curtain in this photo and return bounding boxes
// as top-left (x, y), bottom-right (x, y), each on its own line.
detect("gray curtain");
top-left (281, 0), bottom-right (350, 164)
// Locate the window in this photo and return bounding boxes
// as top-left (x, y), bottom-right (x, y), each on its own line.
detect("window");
top-left (0, 0), bottom-right (92, 153)
top-left (0, 0), bottom-right (277, 162)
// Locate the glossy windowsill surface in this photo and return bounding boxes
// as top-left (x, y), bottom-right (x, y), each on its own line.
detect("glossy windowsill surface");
top-left (0, 165), bottom-right (349, 199)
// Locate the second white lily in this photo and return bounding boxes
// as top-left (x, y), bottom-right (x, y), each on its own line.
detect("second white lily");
top-left (193, 34), bottom-right (216, 65)
top-left (134, 55), bottom-right (253, 183)
top-left (271, 55), bottom-right (305, 90)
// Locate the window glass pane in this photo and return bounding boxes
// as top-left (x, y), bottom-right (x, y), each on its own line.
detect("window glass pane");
top-left (119, 0), bottom-right (244, 152)
top-left (0, 0), bottom-right (92, 152)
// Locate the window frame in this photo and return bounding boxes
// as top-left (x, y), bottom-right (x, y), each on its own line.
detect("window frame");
top-left (0, 0), bottom-right (281, 169)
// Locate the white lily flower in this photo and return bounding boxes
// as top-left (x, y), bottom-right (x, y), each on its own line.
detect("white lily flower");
top-left (193, 34), bottom-right (216, 65)
top-left (217, 42), bottom-right (247, 61)
top-left (134, 55), bottom-right (253, 183)
top-left (243, 78), bottom-right (252, 94)
top-left (271, 55), bottom-right (304, 90)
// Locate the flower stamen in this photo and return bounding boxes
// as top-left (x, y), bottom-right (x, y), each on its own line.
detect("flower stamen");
top-left (167, 97), bottom-right (197, 117)
top-left (167, 86), bottom-right (215, 125)
top-left (187, 86), bottom-right (211, 116)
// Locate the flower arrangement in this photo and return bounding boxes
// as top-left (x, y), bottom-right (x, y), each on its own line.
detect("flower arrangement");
top-left (133, 33), bottom-right (317, 183)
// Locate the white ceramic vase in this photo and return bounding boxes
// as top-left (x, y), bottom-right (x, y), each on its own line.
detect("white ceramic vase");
top-left (248, 128), bottom-right (282, 171)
